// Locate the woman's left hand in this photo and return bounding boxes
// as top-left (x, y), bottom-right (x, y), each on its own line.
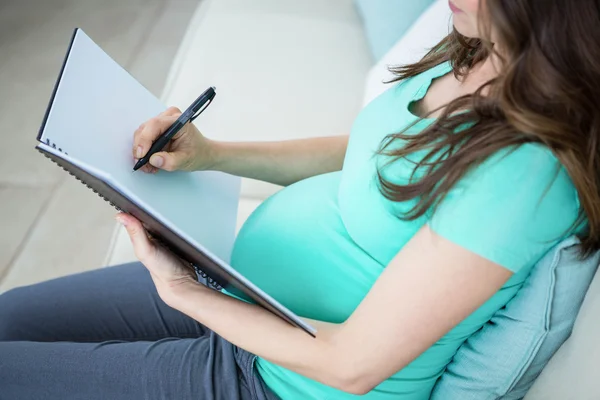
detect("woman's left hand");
top-left (116, 213), bottom-right (200, 305)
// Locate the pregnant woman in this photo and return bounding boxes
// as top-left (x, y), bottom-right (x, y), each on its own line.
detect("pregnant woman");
top-left (2, 0), bottom-right (600, 399)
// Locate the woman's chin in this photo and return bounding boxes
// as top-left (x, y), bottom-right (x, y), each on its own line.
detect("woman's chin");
top-left (452, 18), bottom-right (480, 38)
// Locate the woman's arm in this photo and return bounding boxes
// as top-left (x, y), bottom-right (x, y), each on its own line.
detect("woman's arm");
top-left (133, 107), bottom-right (349, 184)
top-left (210, 136), bottom-right (349, 186)
top-left (121, 215), bottom-right (512, 395)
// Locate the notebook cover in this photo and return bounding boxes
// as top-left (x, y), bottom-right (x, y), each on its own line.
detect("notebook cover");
top-left (37, 28), bottom-right (78, 143)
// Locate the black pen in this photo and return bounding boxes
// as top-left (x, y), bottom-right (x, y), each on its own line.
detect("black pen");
top-left (133, 86), bottom-right (216, 172)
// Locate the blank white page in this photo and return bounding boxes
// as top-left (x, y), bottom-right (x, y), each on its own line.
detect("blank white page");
top-left (39, 29), bottom-right (240, 263)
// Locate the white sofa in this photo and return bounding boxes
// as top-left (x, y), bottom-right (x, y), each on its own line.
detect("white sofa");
top-left (104, 1), bottom-right (600, 398)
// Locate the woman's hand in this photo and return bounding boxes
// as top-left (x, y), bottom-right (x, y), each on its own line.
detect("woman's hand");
top-left (133, 106), bottom-right (217, 174)
top-left (116, 212), bottom-right (201, 305)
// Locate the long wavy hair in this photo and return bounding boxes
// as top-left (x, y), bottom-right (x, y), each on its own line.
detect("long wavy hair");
top-left (377, 0), bottom-right (600, 257)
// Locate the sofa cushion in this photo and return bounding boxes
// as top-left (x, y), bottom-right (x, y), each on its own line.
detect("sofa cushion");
top-left (363, 0), bottom-right (452, 106)
top-left (162, 0), bottom-right (372, 199)
top-left (523, 262), bottom-right (600, 399)
top-left (431, 237), bottom-right (600, 399)
top-left (354, 0), bottom-right (435, 61)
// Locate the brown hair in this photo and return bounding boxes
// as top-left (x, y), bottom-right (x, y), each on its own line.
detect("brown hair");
top-left (377, 0), bottom-right (600, 257)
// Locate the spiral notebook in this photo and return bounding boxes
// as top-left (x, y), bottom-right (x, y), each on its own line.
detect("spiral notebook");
top-left (35, 28), bottom-right (316, 337)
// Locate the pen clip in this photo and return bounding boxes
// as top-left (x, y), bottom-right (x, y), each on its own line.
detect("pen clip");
top-left (190, 94), bottom-right (215, 122)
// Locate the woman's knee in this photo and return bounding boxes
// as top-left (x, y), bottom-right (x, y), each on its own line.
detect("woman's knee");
top-left (0, 286), bottom-right (40, 341)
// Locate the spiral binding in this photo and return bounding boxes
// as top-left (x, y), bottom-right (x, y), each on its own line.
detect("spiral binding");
top-left (193, 264), bottom-right (223, 290)
top-left (38, 146), bottom-right (222, 291)
top-left (45, 138), bottom-right (68, 156)
top-left (38, 147), bottom-right (122, 212)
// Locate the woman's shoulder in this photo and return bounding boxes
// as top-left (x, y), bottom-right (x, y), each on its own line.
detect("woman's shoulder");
top-left (463, 142), bottom-right (581, 228)
top-left (469, 143), bottom-right (575, 197)
top-left (430, 143), bottom-right (581, 273)
top-left (481, 143), bottom-right (568, 182)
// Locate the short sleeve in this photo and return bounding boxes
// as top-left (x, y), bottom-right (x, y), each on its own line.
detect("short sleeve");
top-left (428, 144), bottom-right (581, 273)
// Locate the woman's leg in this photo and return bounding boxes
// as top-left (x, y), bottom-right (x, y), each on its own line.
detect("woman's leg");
top-left (0, 262), bottom-right (206, 342)
top-left (0, 263), bottom-right (250, 399)
top-left (0, 328), bottom-right (246, 399)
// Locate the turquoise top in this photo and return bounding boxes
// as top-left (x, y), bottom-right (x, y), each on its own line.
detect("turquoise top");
top-left (229, 62), bottom-right (581, 400)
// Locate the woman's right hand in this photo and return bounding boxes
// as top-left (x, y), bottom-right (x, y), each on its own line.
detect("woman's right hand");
top-left (133, 106), bottom-right (217, 173)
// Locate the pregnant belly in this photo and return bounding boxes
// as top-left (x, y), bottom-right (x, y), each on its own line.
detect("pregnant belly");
top-left (230, 171), bottom-right (382, 322)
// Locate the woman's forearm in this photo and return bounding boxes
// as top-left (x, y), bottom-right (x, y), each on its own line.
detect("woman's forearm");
top-left (208, 135), bottom-right (349, 186)
top-left (168, 282), bottom-right (359, 393)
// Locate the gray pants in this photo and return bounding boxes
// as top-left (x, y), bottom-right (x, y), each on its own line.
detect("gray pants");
top-left (0, 263), bottom-right (279, 400)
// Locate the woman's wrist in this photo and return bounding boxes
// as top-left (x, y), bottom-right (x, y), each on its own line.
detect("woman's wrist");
top-left (161, 279), bottom-right (207, 310)
top-left (199, 139), bottom-right (228, 172)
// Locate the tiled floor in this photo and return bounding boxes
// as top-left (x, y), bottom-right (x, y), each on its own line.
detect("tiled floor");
top-left (0, 0), bottom-right (200, 292)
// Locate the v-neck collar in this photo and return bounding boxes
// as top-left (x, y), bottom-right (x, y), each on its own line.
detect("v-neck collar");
top-left (407, 61), bottom-right (453, 121)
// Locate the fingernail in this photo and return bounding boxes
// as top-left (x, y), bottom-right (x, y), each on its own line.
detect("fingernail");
top-left (150, 155), bottom-right (163, 168)
top-left (116, 216), bottom-right (128, 227)
top-left (136, 146), bottom-right (143, 158)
